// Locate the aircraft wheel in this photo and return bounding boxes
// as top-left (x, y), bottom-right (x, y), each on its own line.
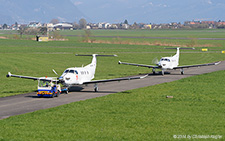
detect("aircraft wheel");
top-left (65, 90), bottom-right (69, 94)
top-left (162, 70), bottom-right (164, 76)
top-left (94, 87), bottom-right (98, 92)
top-left (152, 68), bottom-right (156, 75)
top-left (181, 69), bottom-right (184, 75)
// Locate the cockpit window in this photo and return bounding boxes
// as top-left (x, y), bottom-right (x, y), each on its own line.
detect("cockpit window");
top-left (161, 58), bottom-right (170, 62)
top-left (64, 69), bottom-right (69, 73)
top-left (75, 70), bottom-right (78, 74)
top-left (69, 70), bottom-right (75, 73)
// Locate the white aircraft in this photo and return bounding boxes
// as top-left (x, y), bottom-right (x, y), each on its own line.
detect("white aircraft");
top-left (119, 48), bottom-right (221, 75)
top-left (7, 54), bottom-right (147, 93)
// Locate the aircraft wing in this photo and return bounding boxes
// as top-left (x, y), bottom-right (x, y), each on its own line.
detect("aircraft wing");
top-left (173, 61), bottom-right (221, 69)
top-left (118, 61), bottom-right (158, 68)
top-left (6, 72), bottom-right (57, 82)
top-left (83, 75), bottom-right (148, 84)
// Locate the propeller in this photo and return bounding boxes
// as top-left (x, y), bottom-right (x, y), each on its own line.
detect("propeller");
top-left (53, 69), bottom-right (65, 84)
top-left (52, 69), bottom-right (59, 76)
top-left (152, 57), bottom-right (159, 65)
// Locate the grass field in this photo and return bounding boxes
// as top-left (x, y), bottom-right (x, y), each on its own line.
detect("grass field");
top-left (0, 29), bottom-right (225, 140)
top-left (0, 29), bottom-right (225, 97)
top-left (0, 70), bottom-right (224, 140)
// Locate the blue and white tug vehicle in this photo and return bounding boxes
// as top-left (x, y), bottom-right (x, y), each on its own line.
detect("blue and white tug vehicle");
top-left (37, 77), bottom-right (61, 98)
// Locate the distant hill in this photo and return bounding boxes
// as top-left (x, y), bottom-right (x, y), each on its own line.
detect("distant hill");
top-left (71, 0), bottom-right (225, 24)
top-left (1, 0), bottom-right (225, 24)
top-left (0, 0), bottom-right (87, 24)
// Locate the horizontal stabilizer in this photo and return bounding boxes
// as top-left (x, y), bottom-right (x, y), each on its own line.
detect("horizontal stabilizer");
top-left (164, 47), bottom-right (195, 50)
top-left (75, 54), bottom-right (117, 57)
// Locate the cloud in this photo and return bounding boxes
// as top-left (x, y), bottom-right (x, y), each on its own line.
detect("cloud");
top-left (34, 8), bottom-right (40, 12)
top-left (73, 1), bottom-right (82, 6)
top-left (207, 0), bottom-right (212, 4)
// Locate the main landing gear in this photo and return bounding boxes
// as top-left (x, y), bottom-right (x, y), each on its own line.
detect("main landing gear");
top-left (180, 69), bottom-right (184, 75)
top-left (94, 83), bottom-right (99, 92)
top-left (152, 68), bottom-right (156, 75)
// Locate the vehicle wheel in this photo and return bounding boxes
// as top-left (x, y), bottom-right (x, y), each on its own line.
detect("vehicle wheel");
top-left (65, 90), bottom-right (69, 94)
top-left (51, 94), bottom-right (54, 98)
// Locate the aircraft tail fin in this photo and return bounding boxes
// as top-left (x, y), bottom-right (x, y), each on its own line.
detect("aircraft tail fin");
top-left (174, 47), bottom-right (180, 58)
top-left (172, 47), bottom-right (180, 66)
top-left (75, 54), bottom-right (117, 76)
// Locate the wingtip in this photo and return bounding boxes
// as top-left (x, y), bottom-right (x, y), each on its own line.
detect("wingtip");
top-left (215, 61), bottom-right (221, 65)
top-left (6, 72), bottom-right (12, 77)
top-left (140, 74), bottom-right (148, 79)
top-left (118, 61), bottom-right (121, 64)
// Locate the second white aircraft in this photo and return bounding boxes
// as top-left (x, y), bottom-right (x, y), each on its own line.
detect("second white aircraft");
top-left (119, 48), bottom-right (220, 75)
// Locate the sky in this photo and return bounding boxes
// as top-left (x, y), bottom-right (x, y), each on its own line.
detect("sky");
top-left (1, 0), bottom-right (225, 24)
top-left (70, 0), bottom-right (225, 24)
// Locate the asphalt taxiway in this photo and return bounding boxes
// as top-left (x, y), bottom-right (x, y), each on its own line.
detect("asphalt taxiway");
top-left (0, 61), bottom-right (225, 119)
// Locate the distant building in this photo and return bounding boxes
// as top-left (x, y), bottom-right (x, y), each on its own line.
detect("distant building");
top-left (28, 22), bottom-right (42, 28)
top-left (53, 23), bottom-right (73, 30)
top-left (201, 21), bottom-right (216, 25)
top-left (144, 24), bottom-right (152, 29)
top-left (46, 23), bottom-right (54, 31)
top-left (121, 24), bottom-right (129, 29)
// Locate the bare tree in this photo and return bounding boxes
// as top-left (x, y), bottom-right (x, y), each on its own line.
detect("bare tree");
top-left (50, 19), bottom-right (59, 24)
top-left (73, 22), bottom-right (79, 29)
top-left (18, 25), bottom-right (26, 38)
top-left (79, 18), bottom-right (87, 29)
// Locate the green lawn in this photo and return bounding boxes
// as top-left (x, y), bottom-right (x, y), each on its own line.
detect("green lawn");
top-left (0, 38), bottom-right (224, 97)
top-left (0, 70), bottom-right (224, 140)
top-left (59, 29), bottom-right (225, 38)
top-left (0, 29), bottom-right (225, 140)
top-left (1, 29), bottom-right (225, 97)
